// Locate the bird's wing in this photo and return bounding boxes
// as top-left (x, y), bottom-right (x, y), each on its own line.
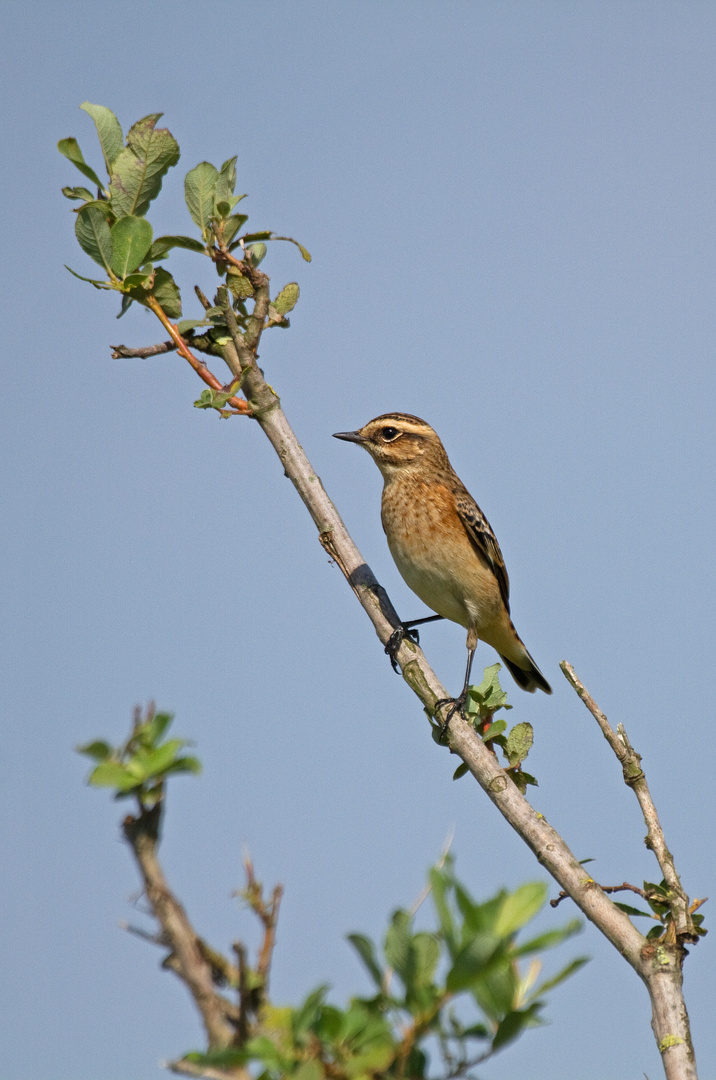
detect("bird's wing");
top-left (455, 493), bottom-right (511, 612)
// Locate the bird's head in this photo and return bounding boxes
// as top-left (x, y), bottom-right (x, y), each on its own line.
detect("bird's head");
top-left (333, 413), bottom-right (447, 477)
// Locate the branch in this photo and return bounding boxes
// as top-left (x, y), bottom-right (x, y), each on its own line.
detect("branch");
top-left (109, 249), bottom-right (698, 1077)
top-left (145, 295), bottom-right (252, 415)
top-left (559, 663), bottom-right (698, 1078)
top-left (111, 339), bottom-right (178, 358)
top-left (122, 805), bottom-right (237, 1049)
top-left (560, 662), bottom-right (697, 944)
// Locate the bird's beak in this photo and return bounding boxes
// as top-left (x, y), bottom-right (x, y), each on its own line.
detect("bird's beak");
top-left (333, 430), bottom-right (367, 444)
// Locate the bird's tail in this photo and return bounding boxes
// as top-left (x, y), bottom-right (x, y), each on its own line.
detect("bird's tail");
top-left (499, 651), bottom-right (552, 695)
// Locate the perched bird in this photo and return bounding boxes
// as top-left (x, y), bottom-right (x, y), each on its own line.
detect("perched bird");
top-left (334, 413), bottom-right (551, 719)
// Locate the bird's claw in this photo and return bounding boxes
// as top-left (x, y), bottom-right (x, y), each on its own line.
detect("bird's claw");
top-left (385, 624), bottom-right (420, 672)
top-left (433, 694), bottom-right (468, 742)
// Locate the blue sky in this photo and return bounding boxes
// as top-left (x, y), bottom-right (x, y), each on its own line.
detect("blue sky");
top-left (2, 3), bottom-right (715, 1077)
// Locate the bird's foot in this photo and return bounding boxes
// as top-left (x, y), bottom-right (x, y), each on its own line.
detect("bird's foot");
top-left (385, 623), bottom-right (421, 672)
top-left (433, 691), bottom-right (469, 741)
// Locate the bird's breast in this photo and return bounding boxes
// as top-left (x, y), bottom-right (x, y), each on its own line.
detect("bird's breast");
top-left (380, 478), bottom-right (502, 631)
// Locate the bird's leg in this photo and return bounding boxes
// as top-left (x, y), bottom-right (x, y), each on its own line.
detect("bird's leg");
top-left (385, 614), bottom-right (444, 672)
top-left (434, 633), bottom-right (477, 738)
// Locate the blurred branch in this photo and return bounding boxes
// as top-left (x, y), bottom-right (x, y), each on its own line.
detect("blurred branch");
top-left (122, 803), bottom-right (238, 1048)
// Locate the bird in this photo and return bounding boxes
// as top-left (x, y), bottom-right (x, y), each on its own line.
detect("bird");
top-left (333, 413), bottom-right (551, 723)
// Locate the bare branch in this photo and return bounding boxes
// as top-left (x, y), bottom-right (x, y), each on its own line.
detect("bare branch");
top-left (111, 339), bottom-right (178, 359)
top-left (560, 662), bottom-right (697, 944)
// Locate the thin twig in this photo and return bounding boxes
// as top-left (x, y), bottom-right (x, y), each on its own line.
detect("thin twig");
top-left (559, 662), bottom-right (696, 944)
top-left (111, 339), bottom-right (178, 358)
top-left (145, 295), bottom-right (252, 415)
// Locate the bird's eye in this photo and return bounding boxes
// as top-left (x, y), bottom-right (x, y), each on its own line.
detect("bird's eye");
top-left (380, 426), bottom-right (400, 441)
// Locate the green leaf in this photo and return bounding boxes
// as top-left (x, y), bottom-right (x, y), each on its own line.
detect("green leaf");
top-left (88, 761), bottom-right (140, 791)
top-left (452, 762), bottom-right (469, 780)
top-left (80, 102), bottom-right (124, 171)
top-left (227, 268), bottom-right (255, 300)
top-left (76, 740), bottom-right (113, 761)
top-left (243, 231), bottom-right (273, 242)
top-left (613, 902), bottom-right (654, 919)
top-left (151, 268), bottom-right (182, 318)
top-left (110, 114), bottom-right (180, 218)
top-left (57, 137), bottom-right (104, 190)
top-left (118, 294), bottom-right (134, 318)
top-left (147, 234), bottom-right (206, 261)
top-left (184, 161), bottom-right (219, 235)
top-left (223, 214), bottom-right (248, 246)
top-left (215, 155), bottom-right (237, 202)
top-left (75, 204), bottom-right (113, 272)
top-left (480, 718), bottom-right (507, 742)
top-left (505, 722), bottom-right (533, 766)
top-left (646, 925), bottom-right (665, 940)
top-left (247, 242), bottom-right (267, 266)
top-left (494, 882), bottom-right (547, 936)
top-left (346, 933), bottom-right (383, 988)
top-left (110, 216), bottom-right (153, 278)
top-left (273, 282), bottom-right (300, 315)
top-left (62, 185), bottom-right (94, 202)
top-left (176, 319), bottom-right (209, 334)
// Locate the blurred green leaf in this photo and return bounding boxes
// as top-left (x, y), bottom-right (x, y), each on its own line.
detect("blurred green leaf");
top-left (494, 882), bottom-right (547, 936)
top-left (529, 955), bottom-right (589, 999)
top-left (347, 933), bottom-right (383, 988)
top-left (452, 762), bottom-right (469, 780)
top-left (75, 204), bottom-right (113, 272)
top-left (292, 985), bottom-right (329, 1038)
top-left (185, 161), bottom-right (218, 235)
top-left (480, 718), bottom-right (508, 742)
top-left (110, 113), bottom-right (180, 218)
top-left (145, 711), bottom-right (173, 745)
top-left (384, 910), bottom-right (414, 989)
top-left (293, 1061), bottom-right (324, 1080)
top-left (80, 102), bottom-right (124, 171)
top-left (446, 934), bottom-right (502, 991)
top-left (88, 761), bottom-right (140, 791)
top-left (412, 932), bottom-right (440, 986)
top-left (514, 918), bottom-right (582, 957)
top-left (57, 137), bottom-right (104, 190)
top-left (76, 739), bottom-right (113, 761)
top-left (492, 1004), bottom-right (542, 1050)
top-left (110, 216), bottom-right (153, 278)
top-left (646, 925), bottom-right (665, 941)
